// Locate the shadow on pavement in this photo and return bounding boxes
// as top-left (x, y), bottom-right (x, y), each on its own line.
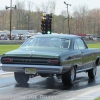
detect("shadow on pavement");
top-left (15, 83), bottom-right (29, 88)
top-left (14, 75), bottom-right (100, 91)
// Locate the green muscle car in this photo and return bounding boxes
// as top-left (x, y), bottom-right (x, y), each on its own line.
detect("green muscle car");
top-left (1, 34), bottom-right (100, 86)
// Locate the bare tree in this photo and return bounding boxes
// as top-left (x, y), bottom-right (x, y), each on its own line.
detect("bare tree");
top-left (35, 6), bottom-right (42, 32)
top-left (72, 5), bottom-right (89, 34)
top-left (41, 0), bottom-right (56, 14)
top-left (0, 10), bottom-right (9, 30)
top-left (60, 11), bottom-right (67, 33)
top-left (1, 0), bottom-right (100, 36)
top-left (88, 9), bottom-right (100, 35)
top-left (13, 1), bottom-right (26, 30)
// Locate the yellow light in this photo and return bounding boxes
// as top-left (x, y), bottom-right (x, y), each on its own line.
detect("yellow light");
top-left (42, 17), bottom-right (46, 20)
top-left (43, 13), bottom-right (46, 17)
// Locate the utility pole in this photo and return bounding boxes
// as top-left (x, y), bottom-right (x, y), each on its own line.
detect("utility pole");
top-left (26, 15), bottom-right (29, 31)
top-left (64, 1), bottom-right (71, 34)
top-left (5, 0), bottom-right (16, 40)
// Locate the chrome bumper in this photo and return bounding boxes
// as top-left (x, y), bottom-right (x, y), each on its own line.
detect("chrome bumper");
top-left (1, 64), bottom-right (67, 74)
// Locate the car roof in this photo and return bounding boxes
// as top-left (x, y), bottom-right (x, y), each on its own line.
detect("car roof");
top-left (30, 34), bottom-right (80, 39)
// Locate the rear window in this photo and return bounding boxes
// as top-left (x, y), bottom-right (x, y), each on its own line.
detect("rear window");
top-left (21, 37), bottom-right (71, 49)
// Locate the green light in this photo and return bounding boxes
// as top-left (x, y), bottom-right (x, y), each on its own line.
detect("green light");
top-left (47, 31), bottom-right (51, 34)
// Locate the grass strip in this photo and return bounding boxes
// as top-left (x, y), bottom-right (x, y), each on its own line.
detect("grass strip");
top-left (0, 43), bottom-right (100, 55)
top-left (87, 43), bottom-right (100, 48)
top-left (95, 97), bottom-right (100, 100)
top-left (0, 44), bottom-right (20, 55)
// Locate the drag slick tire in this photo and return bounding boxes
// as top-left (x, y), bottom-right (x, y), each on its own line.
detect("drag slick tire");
top-left (62, 66), bottom-right (76, 86)
top-left (88, 63), bottom-right (97, 79)
top-left (14, 72), bottom-right (29, 84)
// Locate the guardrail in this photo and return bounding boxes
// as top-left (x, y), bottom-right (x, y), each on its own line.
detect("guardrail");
top-left (0, 40), bottom-right (25, 44)
top-left (0, 40), bottom-right (99, 44)
top-left (85, 40), bottom-right (100, 44)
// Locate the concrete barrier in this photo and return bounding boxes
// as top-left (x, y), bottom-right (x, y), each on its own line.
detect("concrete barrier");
top-left (0, 40), bottom-right (99, 44)
top-left (85, 40), bottom-right (100, 44)
top-left (0, 40), bottom-right (25, 44)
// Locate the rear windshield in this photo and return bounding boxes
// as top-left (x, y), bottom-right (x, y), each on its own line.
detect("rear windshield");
top-left (20, 37), bottom-right (71, 49)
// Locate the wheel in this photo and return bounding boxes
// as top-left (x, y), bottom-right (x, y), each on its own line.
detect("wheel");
top-left (14, 72), bottom-right (29, 84)
top-left (88, 63), bottom-right (97, 79)
top-left (62, 67), bottom-right (76, 86)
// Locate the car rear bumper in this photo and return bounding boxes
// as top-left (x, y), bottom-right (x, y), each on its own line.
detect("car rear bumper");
top-left (1, 64), bottom-right (70, 74)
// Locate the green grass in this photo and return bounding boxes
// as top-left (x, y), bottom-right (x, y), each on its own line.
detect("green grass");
top-left (95, 97), bottom-right (100, 100)
top-left (0, 44), bottom-right (20, 55)
top-left (87, 43), bottom-right (100, 48)
top-left (0, 43), bottom-right (100, 55)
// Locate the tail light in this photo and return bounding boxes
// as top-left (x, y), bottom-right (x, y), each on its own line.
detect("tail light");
top-left (2, 58), bottom-right (13, 63)
top-left (48, 60), bottom-right (58, 64)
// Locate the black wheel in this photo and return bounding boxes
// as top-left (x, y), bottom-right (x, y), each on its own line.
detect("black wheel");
top-left (14, 72), bottom-right (29, 84)
top-left (88, 63), bottom-right (97, 79)
top-left (62, 67), bottom-right (76, 86)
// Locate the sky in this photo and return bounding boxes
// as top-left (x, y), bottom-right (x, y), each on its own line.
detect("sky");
top-left (0, 0), bottom-right (100, 15)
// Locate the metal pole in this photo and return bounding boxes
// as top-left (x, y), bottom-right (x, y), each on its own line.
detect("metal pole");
top-left (5, 0), bottom-right (16, 40)
top-left (26, 15), bottom-right (29, 31)
top-left (10, 0), bottom-right (12, 40)
top-left (67, 4), bottom-right (70, 34)
top-left (64, 2), bottom-right (71, 34)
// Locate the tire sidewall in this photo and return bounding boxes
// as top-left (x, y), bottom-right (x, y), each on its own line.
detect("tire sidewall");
top-left (62, 66), bottom-right (76, 86)
top-left (14, 72), bottom-right (29, 84)
top-left (88, 63), bottom-right (97, 79)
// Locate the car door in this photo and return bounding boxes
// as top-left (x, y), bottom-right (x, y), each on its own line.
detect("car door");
top-left (75, 38), bottom-right (92, 70)
top-left (72, 39), bottom-right (82, 71)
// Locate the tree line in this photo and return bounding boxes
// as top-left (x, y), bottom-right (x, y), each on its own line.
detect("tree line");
top-left (0, 1), bottom-right (100, 36)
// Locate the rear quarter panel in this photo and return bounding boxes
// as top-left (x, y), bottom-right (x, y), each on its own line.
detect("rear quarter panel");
top-left (89, 48), bottom-right (100, 65)
top-left (60, 50), bottom-right (82, 72)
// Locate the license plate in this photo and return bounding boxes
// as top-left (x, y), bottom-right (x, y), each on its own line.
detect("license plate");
top-left (25, 68), bottom-right (36, 74)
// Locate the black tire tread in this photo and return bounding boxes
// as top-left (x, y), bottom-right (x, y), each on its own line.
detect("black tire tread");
top-left (62, 67), bottom-right (76, 86)
top-left (14, 72), bottom-right (29, 84)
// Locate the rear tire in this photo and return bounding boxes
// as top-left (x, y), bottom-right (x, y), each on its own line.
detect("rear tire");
top-left (88, 63), bottom-right (97, 79)
top-left (14, 72), bottom-right (29, 84)
top-left (62, 67), bottom-right (76, 86)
